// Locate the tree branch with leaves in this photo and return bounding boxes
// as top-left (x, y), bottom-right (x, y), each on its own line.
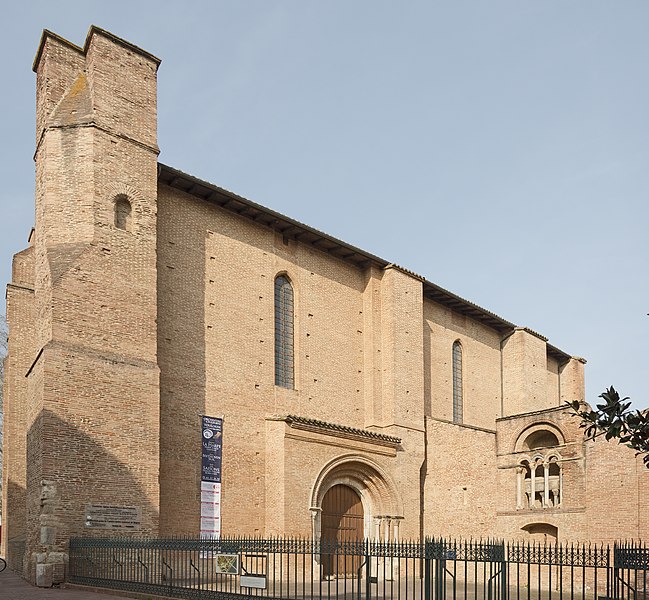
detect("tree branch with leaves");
top-left (567, 387), bottom-right (649, 468)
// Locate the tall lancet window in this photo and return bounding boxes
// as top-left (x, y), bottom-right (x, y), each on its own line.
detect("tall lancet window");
top-left (452, 341), bottom-right (463, 424)
top-left (274, 275), bottom-right (294, 389)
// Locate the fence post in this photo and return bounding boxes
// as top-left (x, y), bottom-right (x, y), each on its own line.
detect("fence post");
top-left (613, 543), bottom-right (618, 600)
top-left (424, 539), bottom-right (431, 600)
top-left (366, 540), bottom-right (372, 600)
top-left (433, 540), bottom-right (445, 600)
top-left (488, 555), bottom-right (493, 600)
top-left (607, 544), bottom-right (611, 600)
top-left (500, 542), bottom-right (508, 600)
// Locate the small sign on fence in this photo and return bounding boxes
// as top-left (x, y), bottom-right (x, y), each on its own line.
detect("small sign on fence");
top-left (215, 553), bottom-right (239, 574)
top-left (241, 575), bottom-right (267, 589)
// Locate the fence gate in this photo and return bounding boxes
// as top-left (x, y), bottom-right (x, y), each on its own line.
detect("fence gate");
top-left (426, 540), bottom-right (506, 600)
top-left (614, 544), bottom-right (649, 600)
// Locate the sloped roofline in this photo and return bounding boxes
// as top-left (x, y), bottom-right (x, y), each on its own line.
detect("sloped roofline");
top-left (157, 163), bottom-right (573, 363)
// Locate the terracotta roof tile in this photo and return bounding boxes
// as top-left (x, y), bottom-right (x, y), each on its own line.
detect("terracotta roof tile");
top-left (271, 414), bottom-right (402, 446)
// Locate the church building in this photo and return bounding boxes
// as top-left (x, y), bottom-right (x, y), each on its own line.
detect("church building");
top-left (3, 26), bottom-right (647, 585)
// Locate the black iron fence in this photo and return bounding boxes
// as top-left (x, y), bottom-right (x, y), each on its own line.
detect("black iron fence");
top-left (614, 544), bottom-right (649, 600)
top-left (68, 537), bottom-right (648, 600)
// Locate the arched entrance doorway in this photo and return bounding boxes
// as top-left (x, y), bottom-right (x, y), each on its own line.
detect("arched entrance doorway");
top-left (310, 455), bottom-right (403, 578)
top-left (322, 484), bottom-right (364, 541)
top-left (321, 484), bottom-right (363, 577)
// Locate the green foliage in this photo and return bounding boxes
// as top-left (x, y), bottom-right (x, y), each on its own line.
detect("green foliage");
top-left (568, 387), bottom-right (649, 468)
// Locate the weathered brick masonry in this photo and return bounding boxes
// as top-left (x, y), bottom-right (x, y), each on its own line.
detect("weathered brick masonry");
top-left (2, 25), bottom-right (647, 586)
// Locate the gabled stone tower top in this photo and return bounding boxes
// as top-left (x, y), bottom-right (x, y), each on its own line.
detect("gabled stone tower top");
top-left (32, 26), bottom-right (161, 73)
top-left (32, 25), bottom-right (161, 152)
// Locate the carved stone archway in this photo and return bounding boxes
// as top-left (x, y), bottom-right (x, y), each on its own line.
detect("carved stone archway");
top-left (309, 454), bottom-right (403, 543)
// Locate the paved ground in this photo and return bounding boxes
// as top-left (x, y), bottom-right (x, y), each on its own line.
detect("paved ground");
top-left (0, 568), bottom-right (127, 600)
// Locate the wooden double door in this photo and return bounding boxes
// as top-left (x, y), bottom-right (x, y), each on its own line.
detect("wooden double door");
top-left (321, 484), bottom-right (364, 577)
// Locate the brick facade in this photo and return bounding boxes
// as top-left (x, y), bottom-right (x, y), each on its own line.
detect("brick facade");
top-left (2, 25), bottom-right (647, 586)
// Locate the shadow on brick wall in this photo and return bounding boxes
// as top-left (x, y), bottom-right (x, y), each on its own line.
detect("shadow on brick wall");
top-left (18, 409), bottom-right (160, 585)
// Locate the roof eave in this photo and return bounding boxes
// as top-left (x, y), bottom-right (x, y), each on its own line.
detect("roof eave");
top-left (157, 163), bottom-right (576, 352)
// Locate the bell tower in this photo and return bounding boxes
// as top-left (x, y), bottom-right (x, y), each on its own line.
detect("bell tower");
top-left (20, 26), bottom-right (161, 585)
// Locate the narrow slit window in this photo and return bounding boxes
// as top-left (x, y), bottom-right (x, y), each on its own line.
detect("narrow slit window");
top-left (275, 275), bottom-right (294, 388)
top-left (115, 195), bottom-right (132, 231)
top-left (452, 341), bottom-right (463, 424)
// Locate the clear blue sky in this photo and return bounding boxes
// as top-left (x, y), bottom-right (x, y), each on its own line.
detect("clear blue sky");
top-left (1, 1), bottom-right (647, 408)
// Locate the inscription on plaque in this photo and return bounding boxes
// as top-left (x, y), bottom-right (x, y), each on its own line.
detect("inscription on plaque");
top-left (85, 505), bottom-right (142, 530)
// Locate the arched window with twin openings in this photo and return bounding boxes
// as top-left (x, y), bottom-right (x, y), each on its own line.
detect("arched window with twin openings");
top-left (452, 340), bottom-right (463, 424)
top-left (515, 425), bottom-right (565, 510)
top-left (517, 455), bottom-right (562, 510)
top-left (274, 275), bottom-right (294, 389)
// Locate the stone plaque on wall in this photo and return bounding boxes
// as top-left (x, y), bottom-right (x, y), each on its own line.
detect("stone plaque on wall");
top-left (85, 505), bottom-right (142, 530)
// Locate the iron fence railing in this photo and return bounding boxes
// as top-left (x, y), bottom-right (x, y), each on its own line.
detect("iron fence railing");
top-left (67, 537), bottom-right (649, 600)
top-left (614, 543), bottom-right (649, 600)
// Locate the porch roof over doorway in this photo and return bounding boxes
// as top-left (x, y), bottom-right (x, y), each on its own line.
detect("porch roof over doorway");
top-left (269, 414), bottom-right (402, 448)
